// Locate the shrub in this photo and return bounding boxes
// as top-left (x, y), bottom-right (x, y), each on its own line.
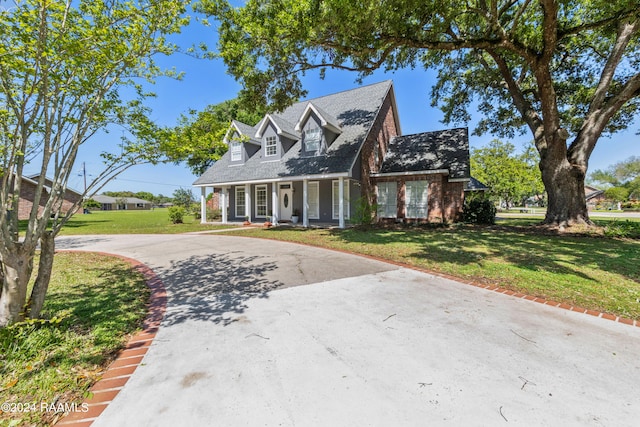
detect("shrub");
top-left (602, 220), bottom-right (640, 239)
top-left (168, 206), bottom-right (186, 224)
top-left (621, 201), bottom-right (640, 211)
top-left (83, 198), bottom-right (102, 210)
top-left (352, 196), bottom-right (377, 226)
top-left (207, 209), bottom-right (221, 221)
top-left (463, 198), bottom-right (497, 224)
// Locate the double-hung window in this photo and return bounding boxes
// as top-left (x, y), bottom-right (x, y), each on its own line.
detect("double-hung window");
top-left (405, 180), bottom-right (428, 218)
top-left (235, 187), bottom-right (246, 218)
top-left (265, 136), bottom-right (277, 157)
top-left (230, 142), bottom-right (242, 162)
top-left (332, 180), bottom-right (350, 220)
top-left (255, 185), bottom-right (268, 217)
top-left (376, 181), bottom-right (397, 218)
top-left (307, 181), bottom-right (319, 219)
top-left (304, 127), bottom-right (321, 153)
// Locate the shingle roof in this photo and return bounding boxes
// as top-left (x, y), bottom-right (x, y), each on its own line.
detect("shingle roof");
top-left (92, 195), bottom-right (151, 205)
top-left (295, 102), bottom-right (342, 134)
top-left (193, 80), bottom-right (394, 186)
top-left (465, 176), bottom-right (490, 191)
top-left (379, 128), bottom-right (470, 180)
top-left (230, 120), bottom-right (261, 145)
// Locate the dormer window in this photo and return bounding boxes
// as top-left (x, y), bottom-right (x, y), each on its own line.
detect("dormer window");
top-left (230, 141), bottom-right (242, 161)
top-left (265, 136), bottom-right (277, 156)
top-left (304, 127), bottom-right (321, 153)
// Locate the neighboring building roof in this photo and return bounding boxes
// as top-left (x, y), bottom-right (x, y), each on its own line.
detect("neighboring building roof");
top-left (465, 177), bottom-right (490, 192)
top-left (25, 174), bottom-right (83, 196)
top-left (92, 195), bottom-right (151, 205)
top-left (194, 80), bottom-right (396, 186)
top-left (378, 128), bottom-right (470, 181)
top-left (585, 189), bottom-right (605, 201)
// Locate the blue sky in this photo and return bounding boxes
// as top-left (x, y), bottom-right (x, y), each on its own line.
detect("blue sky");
top-left (51, 14), bottom-right (638, 196)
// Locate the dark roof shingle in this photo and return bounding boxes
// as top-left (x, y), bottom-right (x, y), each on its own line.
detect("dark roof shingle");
top-left (193, 80), bottom-right (393, 185)
top-left (379, 128), bottom-right (470, 180)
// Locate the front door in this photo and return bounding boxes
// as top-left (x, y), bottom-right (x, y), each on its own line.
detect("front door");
top-left (279, 186), bottom-right (292, 221)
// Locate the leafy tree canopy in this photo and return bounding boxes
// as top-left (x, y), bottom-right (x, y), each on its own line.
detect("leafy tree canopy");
top-left (0, 0), bottom-right (189, 326)
top-left (471, 139), bottom-right (544, 206)
top-left (172, 187), bottom-right (196, 207)
top-left (161, 98), bottom-right (266, 175)
top-left (589, 156), bottom-right (640, 200)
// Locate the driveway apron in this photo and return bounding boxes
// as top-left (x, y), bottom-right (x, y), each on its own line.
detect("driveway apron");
top-left (57, 234), bottom-right (640, 426)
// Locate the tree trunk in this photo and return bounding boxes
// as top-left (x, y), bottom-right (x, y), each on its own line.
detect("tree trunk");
top-left (0, 248), bottom-right (34, 327)
top-left (26, 232), bottom-right (55, 319)
top-left (540, 148), bottom-right (591, 227)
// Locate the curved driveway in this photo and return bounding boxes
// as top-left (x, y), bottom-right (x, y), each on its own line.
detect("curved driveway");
top-left (57, 234), bottom-right (640, 426)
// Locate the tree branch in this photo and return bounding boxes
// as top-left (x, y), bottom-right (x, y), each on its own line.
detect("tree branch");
top-left (487, 50), bottom-right (543, 140)
top-left (589, 19), bottom-right (639, 114)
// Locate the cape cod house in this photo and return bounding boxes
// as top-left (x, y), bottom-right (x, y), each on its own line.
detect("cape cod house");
top-left (193, 81), bottom-right (470, 227)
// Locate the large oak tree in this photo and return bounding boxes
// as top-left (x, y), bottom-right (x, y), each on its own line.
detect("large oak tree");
top-left (202, 0), bottom-right (640, 227)
top-left (0, 0), bottom-right (189, 327)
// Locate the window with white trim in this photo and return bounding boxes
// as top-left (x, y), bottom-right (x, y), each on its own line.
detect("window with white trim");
top-left (304, 127), bottom-right (321, 153)
top-left (308, 181), bottom-right (319, 219)
top-left (235, 187), bottom-right (245, 217)
top-left (255, 185), bottom-right (268, 217)
top-left (265, 136), bottom-right (277, 156)
top-left (376, 181), bottom-right (397, 218)
top-left (405, 180), bottom-right (428, 218)
top-left (230, 142), bottom-right (242, 161)
top-left (332, 180), bottom-right (350, 220)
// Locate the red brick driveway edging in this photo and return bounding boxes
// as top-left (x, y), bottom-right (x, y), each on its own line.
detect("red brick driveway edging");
top-left (55, 251), bottom-right (166, 427)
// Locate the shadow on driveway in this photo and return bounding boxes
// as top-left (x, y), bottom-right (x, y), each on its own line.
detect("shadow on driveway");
top-left (156, 252), bottom-right (284, 327)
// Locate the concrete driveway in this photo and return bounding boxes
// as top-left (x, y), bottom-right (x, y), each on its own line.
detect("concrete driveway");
top-left (57, 234), bottom-right (640, 426)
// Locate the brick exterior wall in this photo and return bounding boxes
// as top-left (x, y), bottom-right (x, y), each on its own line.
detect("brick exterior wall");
top-left (17, 180), bottom-right (82, 220)
top-left (359, 93), bottom-right (399, 204)
top-left (372, 174), bottom-right (465, 223)
top-left (206, 189), bottom-right (221, 211)
top-left (357, 90), bottom-right (466, 224)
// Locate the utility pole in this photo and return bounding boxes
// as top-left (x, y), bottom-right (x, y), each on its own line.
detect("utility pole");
top-left (82, 162), bottom-right (87, 194)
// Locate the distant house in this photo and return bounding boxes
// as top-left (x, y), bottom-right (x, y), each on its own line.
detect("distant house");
top-left (15, 175), bottom-right (82, 220)
top-left (92, 195), bottom-right (152, 211)
top-left (585, 185), bottom-right (605, 210)
top-left (193, 81), bottom-right (471, 227)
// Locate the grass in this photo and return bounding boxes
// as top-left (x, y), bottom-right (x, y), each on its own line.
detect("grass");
top-left (0, 252), bottom-right (149, 427)
top-left (219, 219), bottom-right (640, 320)
top-left (53, 208), bottom-right (239, 235)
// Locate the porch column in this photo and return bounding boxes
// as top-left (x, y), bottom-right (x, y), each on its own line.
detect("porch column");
top-left (220, 187), bottom-right (228, 224)
top-left (271, 182), bottom-right (279, 224)
top-left (338, 176), bottom-right (345, 229)
top-left (303, 179), bottom-right (309, 228)
top-left (245, 183), bottom-right (251, 221)
top-left (200, 187), bottom-right (207, 224)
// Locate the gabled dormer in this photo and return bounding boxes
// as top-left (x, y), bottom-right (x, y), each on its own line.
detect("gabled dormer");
top-left (225, 120), bottom-right (261, 165)
top-left (294, 102), bottom-right (342, 156)
top-left (254, 114), bottom-right (299, 161)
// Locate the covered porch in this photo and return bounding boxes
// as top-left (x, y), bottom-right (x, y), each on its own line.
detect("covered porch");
top-left (196, 175), bottom-right (355, 229)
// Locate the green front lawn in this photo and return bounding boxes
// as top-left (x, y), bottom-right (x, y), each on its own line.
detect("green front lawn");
top-left (55, 208), bottom-right (239, 235)
top-left (0, 252), bottom-right (149, 427)
top-left (220, 222), bottom-right (640, 320)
